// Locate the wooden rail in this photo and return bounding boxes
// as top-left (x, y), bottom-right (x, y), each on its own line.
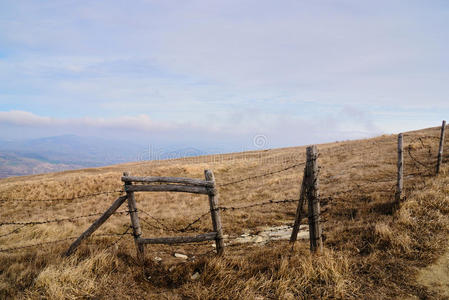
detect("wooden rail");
top-left (137, 232), bottom-right (217, 244)
top-left (121, 175), bottom-right (214, 187)
top-left (125, 184), bottom-right (209, 194)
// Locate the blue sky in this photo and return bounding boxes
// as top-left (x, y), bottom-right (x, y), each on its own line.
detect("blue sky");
top-left (0, 0), bottom-right (448, 151)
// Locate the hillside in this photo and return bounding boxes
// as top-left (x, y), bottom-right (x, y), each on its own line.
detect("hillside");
top-left (0, 126), bottom-right (448, 299)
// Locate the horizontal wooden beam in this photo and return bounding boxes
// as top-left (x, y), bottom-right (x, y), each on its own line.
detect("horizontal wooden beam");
top-left (137, 232), bottom-right (217, 244)
top-left (125, 184), bottom-right (210, 195)
top-left (121, 176), bottom-right (214, 187)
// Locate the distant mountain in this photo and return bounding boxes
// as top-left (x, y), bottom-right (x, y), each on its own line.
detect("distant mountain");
top-left (0, 135), bottom-right (212, 178)
top-left (0, 151), bottom-right (83, 178)
top-left (0, 135), bottom-right (144, 167)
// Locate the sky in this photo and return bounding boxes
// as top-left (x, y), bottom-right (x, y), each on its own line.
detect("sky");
top-left (0, 0), bottom-right (448, 152)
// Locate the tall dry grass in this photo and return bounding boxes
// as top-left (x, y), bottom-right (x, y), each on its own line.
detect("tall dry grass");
top-left (0, 126), bottom-right (448, 299)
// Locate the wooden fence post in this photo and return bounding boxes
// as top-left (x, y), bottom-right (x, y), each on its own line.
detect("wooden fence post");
top-left (64, 195), bottom-right (127, 256)
top-left (395, 134), bottom-right (403, 204)
top-left (123, 172), bottom-right (145, 263)
top-left (290, 167), bottom-right (307, 243)
top-left (205, 170), bottom-right (225, 255)
top-left (436, 120), bottom-right (446, 175)
top-left (306, 145), bottom-right (322, 253)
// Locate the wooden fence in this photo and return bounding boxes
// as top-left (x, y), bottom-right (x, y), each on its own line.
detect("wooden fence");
top-left (65, 170), bottom-right (224, 261)
top-left (62, 121), bottom-right (446, 260)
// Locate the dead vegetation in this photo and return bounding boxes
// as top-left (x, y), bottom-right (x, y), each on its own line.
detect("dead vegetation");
top-left (0, 126), bottom-right (448, 299)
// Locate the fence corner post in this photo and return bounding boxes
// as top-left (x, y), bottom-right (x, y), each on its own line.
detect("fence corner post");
top-left (437, 120), bottom-right (446, 175)
top-left (306, 145), bottom-right (322, 253)
top-left (395, 133), bottom-right (404, 205)
top-left (205, 169), bottom-right (225, 255)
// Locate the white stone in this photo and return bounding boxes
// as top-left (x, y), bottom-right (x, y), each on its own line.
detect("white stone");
top-left (191, 272), bottom-right (200, 280)
top-left (174, 253), bottom-right (188, 259)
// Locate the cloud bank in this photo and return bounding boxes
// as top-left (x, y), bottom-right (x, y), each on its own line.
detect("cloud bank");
top-left (0, 109), bottom-right (382, 152)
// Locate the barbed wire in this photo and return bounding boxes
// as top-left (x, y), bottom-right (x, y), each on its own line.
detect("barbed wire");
top-left (403, 134), bottom-right (440, 140)
top-left (139, 208), bottom-right (212, 233)
top-left (179, 211), bottom-right (212, 232)
top-left (0, 210), bottom-right (130, 227)
top-left (0, 189), bottom-right (124, 203)
top-left (218, 161), bottom-right (306, 187)
top-left (0, 225), bottom-right (27, 238)
top-left (138, 209), bottom-right (176, 232)
top-left (138, 217), bottom-right (166, 231)
top-left (406, 145), bottom-right (435, 171)
top-left (218, 198), bottom-right (299, 212)
top-left (0, 228), bottom-right (133, 253)
top-left (103, 226), bottom-right (133, 250)
top-left (0, 236), bottom-right (78, 253)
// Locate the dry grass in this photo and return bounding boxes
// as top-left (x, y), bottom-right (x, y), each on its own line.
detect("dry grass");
top-left (0, 126), bottom-right (448, 299)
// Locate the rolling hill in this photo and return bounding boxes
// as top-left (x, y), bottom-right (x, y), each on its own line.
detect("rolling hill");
top-left (0, 125), bottom-right (448, 299)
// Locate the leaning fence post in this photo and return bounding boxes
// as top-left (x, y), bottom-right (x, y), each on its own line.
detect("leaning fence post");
top-left (123, 172), bottom-right (145, 263)
top-left (436, 120), bottom-right (446, 175)
top-left (395, 133), bottom-right (404, 204)
top-left (205, 170), bottom-right (225, 255)
top-left (306, 145), bottom-right (322, 253)
top-left (290, 167), bottom-right (307, 243)
top-left (64, 195), bottom-right (127, 256)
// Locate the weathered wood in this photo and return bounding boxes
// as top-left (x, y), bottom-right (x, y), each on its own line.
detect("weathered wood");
top-left (306, 145), bottom-right (322, 253)
top-left (121, 175), bottom-right (214, 187)
top-left (124, 172), bottom-right (145, 263)
top-left (205, 170), bottom-right (225, 255)
top-left (290, 167), bottom-right (307, 243)
top-left (64, 195), bottom-right (127, 256)
top-left (436, 120), bottom-right (446, 175)
top-left (395, 133), bottom-right (403, 204)
top-left (137, 232), bottom-right (217, 244)
top-left (125, 184), bottom-right (209, 195)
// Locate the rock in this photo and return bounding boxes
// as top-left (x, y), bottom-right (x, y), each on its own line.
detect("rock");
top-left (191, 272), bottom-right (200, 280)
top-left (154, 256), bottom-right (162, 262)
top-left (169, 266), bottom-right (176, 272)
top-left (174, 253), bottom-right (188, 259)
top-left (254, 236), bottom-right (264, 243)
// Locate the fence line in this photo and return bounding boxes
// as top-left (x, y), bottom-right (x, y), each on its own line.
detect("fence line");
top-left (0, 122), bottom-right (447, 257)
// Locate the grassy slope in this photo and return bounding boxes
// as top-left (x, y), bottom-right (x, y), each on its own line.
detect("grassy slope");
top-left (0, 126), bottom-right (448, 299)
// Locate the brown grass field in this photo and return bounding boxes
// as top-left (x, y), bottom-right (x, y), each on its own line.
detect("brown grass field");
top-left (0, 125), bottom-right (448, 299)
